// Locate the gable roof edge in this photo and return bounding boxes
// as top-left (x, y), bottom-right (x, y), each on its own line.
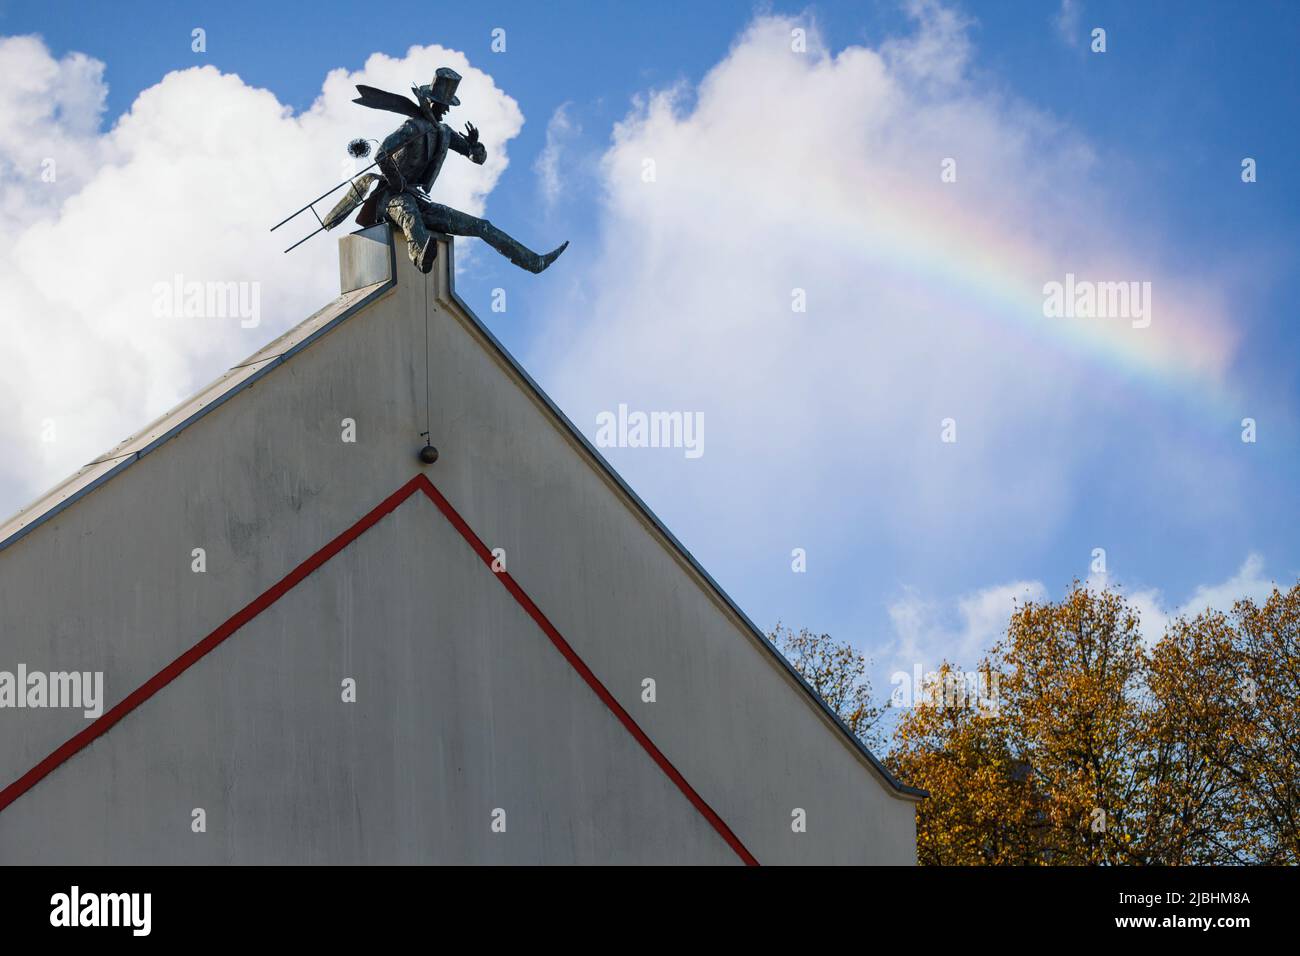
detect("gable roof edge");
top-left (0, 255), bottom-right (397, 556)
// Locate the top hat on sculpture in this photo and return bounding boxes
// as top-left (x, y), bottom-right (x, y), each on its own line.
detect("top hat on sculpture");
top-left (413, 67), bottom-right (463, 110)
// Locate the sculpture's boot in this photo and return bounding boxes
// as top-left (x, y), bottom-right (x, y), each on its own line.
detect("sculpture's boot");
top-left (478, 220), bottom-right (569, 274)
top-left (532, 241), bottom-right (569, 274)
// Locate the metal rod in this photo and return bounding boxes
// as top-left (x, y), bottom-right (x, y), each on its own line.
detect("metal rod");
top-left (269, 160), bottom-right (379, 232)
top-left (282, 225), bottom-right (327, 254)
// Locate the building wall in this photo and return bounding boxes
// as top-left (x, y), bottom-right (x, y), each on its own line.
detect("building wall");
top-left (0, 234), bottom-right (917, 863)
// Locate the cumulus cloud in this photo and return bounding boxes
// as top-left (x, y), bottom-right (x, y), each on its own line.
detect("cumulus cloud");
top-left (533, 6), bottom-right (1242, 578)
top-left (0, 37), bottom-right (521, 512)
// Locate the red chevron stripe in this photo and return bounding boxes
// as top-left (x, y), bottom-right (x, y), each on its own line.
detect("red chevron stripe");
top-left (0, 474), bottom-right (758, 865)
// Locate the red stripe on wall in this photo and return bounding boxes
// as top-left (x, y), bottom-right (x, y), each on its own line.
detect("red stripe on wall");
top-left (0, 476), bottom-right (423, 816)
top-left (0, 474), bottom-right (758, 866)
top-left (414, 476), bottom-right (759, 866)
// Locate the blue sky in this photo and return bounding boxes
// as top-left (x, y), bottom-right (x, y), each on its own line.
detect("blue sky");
top-left (2, 0), bottom-right (1298, 713)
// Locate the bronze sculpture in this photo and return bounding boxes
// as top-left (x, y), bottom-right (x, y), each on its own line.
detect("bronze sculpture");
top-left (348, 67), bottom-right (568, 275)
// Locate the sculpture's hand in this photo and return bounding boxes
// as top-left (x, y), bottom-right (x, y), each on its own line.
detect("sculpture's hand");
top-left (464, 122), bottom-right (479, 146)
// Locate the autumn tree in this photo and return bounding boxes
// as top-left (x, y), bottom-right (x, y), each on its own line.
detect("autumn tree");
top-left (889, 662), bottom-right (1044, 865)
top-left (986, 585), bottom-right (1247, 864)
top-left (1153, 587), bottom-right (1300, 864)
top-left (767, 624), bottom-right (886, 752)
top-left (887, 582), bottom-right (1299, 865)
top-left (779, 582), bottom-right (1300, 864)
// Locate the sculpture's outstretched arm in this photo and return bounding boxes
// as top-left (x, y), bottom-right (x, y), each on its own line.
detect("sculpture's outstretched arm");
top-left (450, 122), bottom-right (487, 165)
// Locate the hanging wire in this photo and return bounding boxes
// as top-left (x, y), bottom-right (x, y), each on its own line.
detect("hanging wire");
top-left (424, 259), bottom-right (432, 443)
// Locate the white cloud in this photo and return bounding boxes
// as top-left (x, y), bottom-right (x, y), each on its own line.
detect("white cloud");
top-left (0, 37), bottom-right (522, 511)
top-left (1054, 0), bottom-right (1082, 46)
top-left (1082, 568), bottom-right (1166, 643)
top-left (881, 0), bottom-right (973, 90)
top-left (1125, 586), bottom-right (1171, 646)
top-left (955, 581), bottom-right (1050, 659)
top-left (888, 554), bottom-right (1283, 672)
top-left (1087, 552), bottom-right (1279, 643)
top-left (884, 580), bottom-right (1046, 672)
top-left (1180, 552), bottom-right (1277, 616)
top-left (535, 101), bottom-right (579, 208)
top-left (534, 8), bottom-right (1240, 570)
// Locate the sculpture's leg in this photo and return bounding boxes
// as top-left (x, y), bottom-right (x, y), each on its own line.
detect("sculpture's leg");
top-left (424, 203), bottom-right (567, 274)
top-left (385, 194), bottom-right (438, 273)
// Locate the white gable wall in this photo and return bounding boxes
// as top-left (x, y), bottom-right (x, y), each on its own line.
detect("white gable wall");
top-left (0, 231), bottom-right (918, 864)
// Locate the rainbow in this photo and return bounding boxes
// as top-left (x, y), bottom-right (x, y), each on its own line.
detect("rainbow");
top-left (814, 174), bottom-right (1241, 417)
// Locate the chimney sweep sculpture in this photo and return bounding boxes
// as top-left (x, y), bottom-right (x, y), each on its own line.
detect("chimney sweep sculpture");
top-left (272, 67), bottom-right (568, 275)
